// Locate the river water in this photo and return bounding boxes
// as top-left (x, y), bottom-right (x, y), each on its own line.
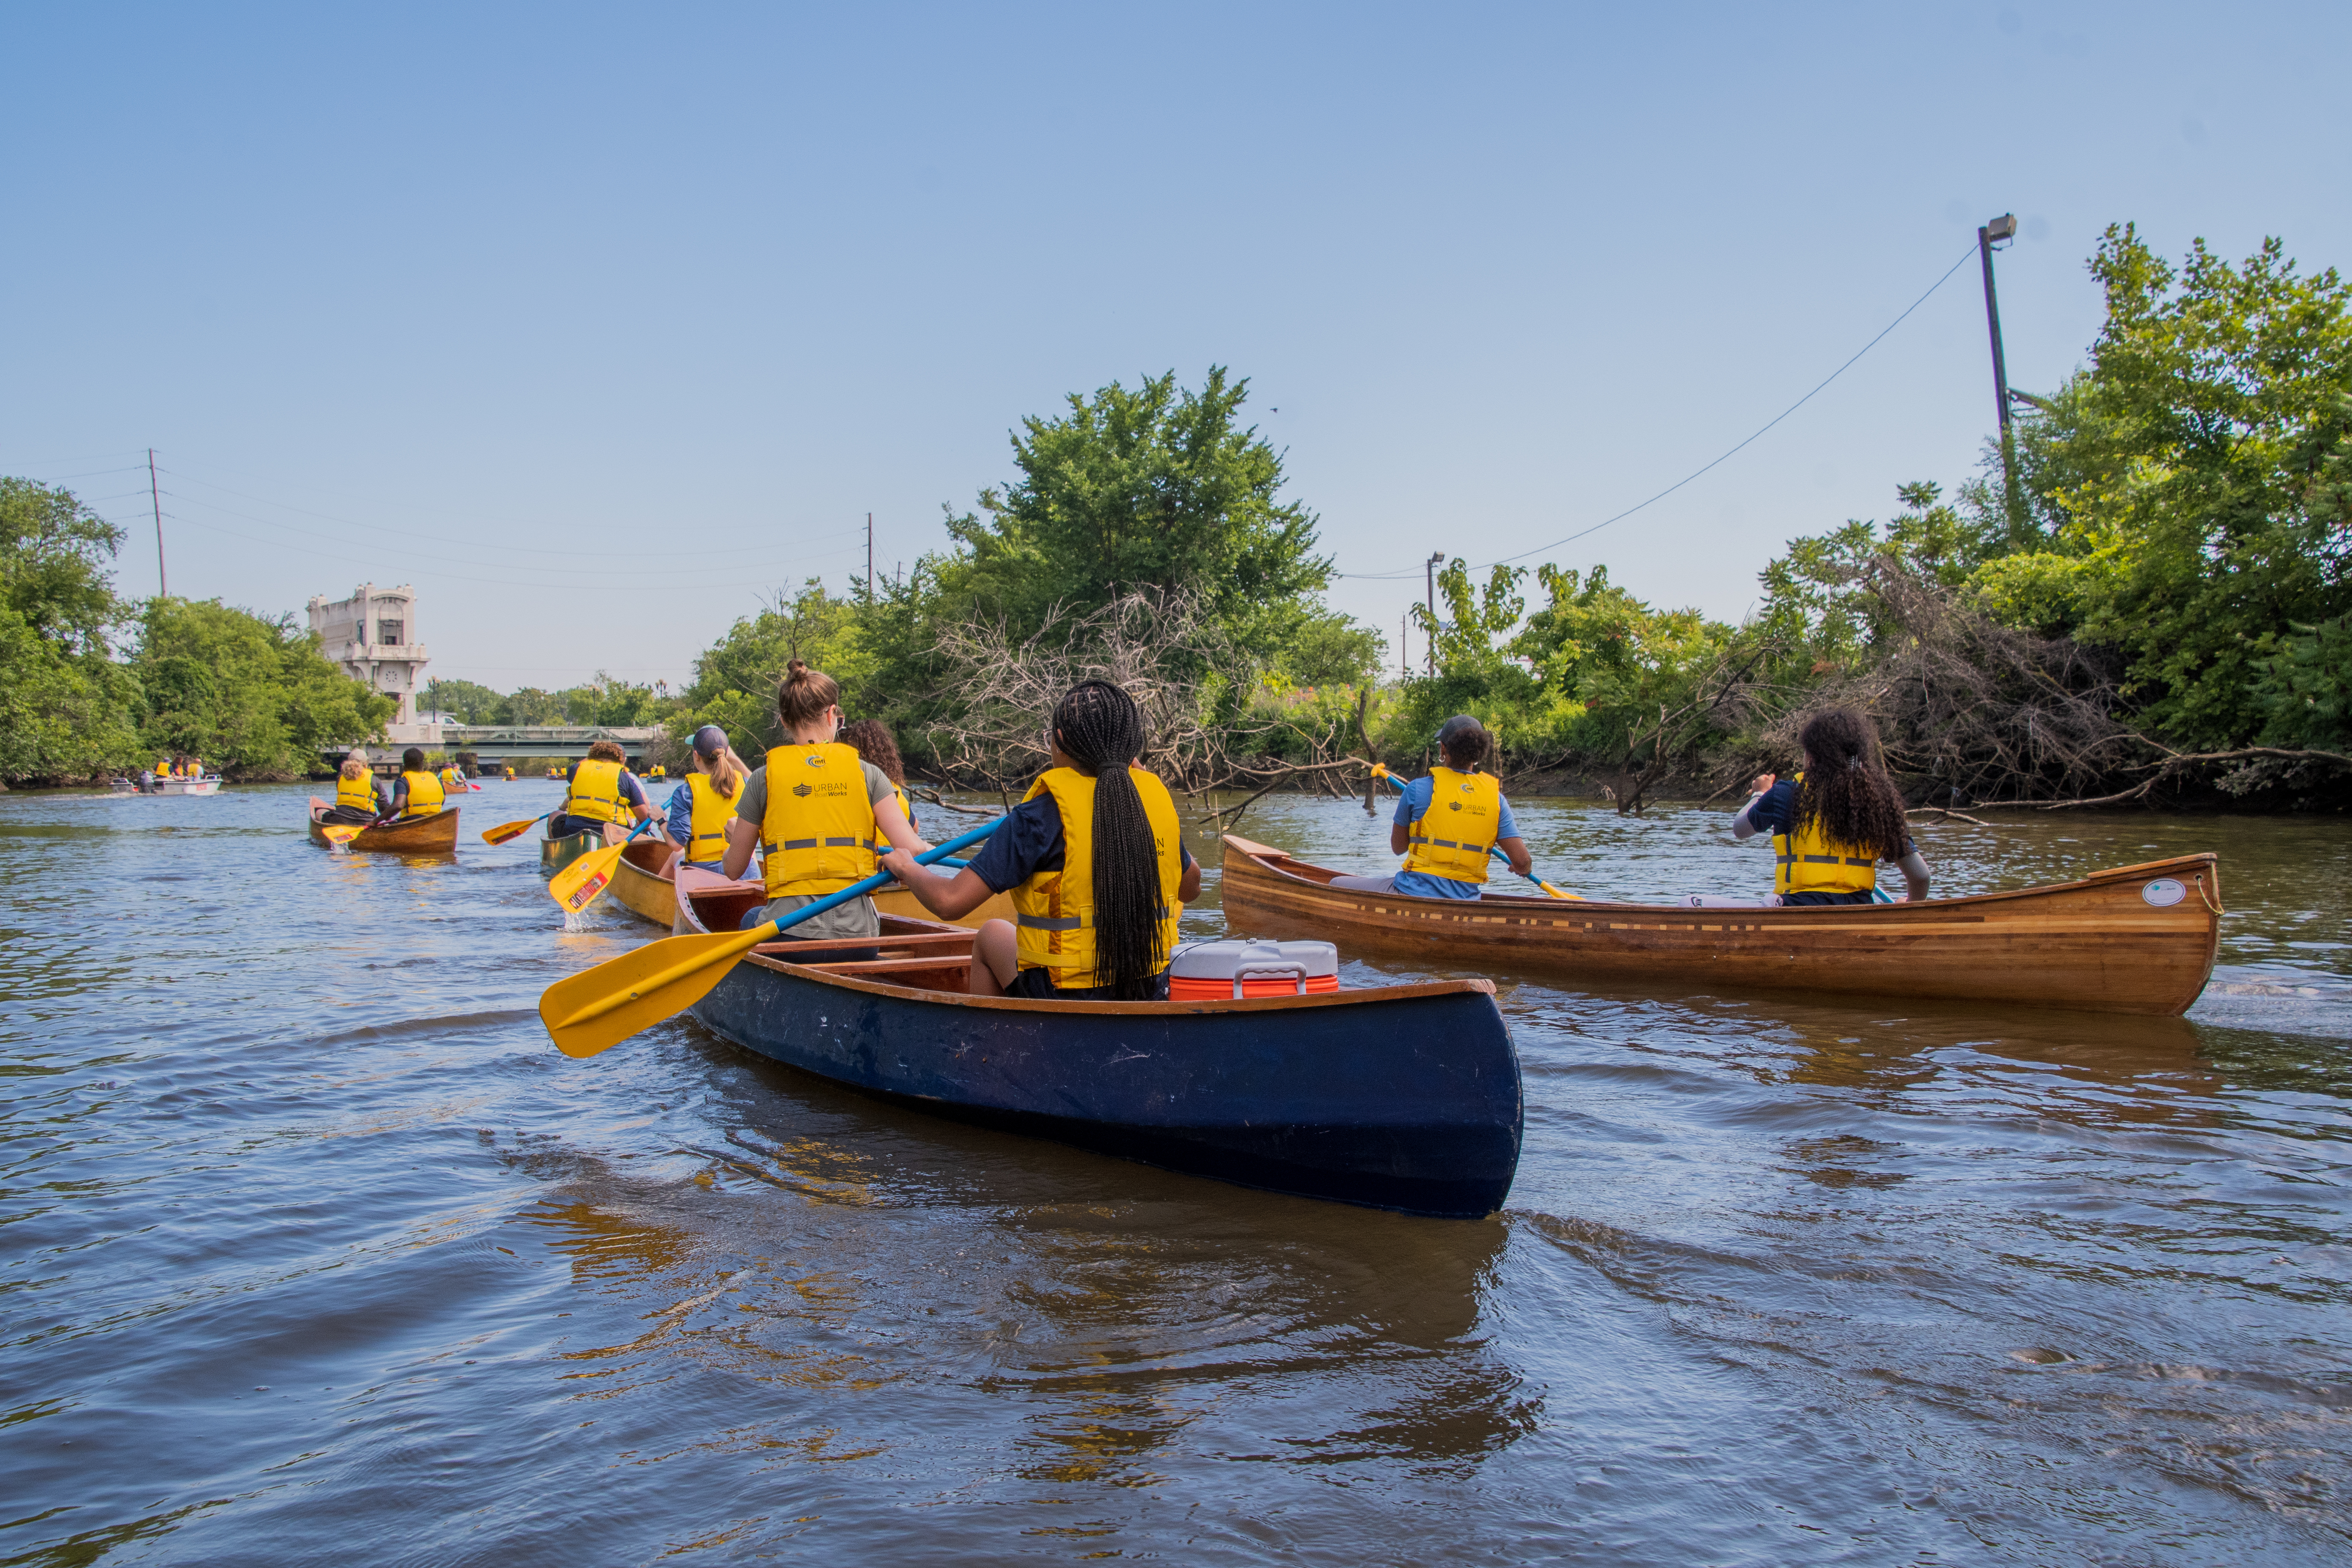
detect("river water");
top-left (4, 780), bottom-right (2347, 1565)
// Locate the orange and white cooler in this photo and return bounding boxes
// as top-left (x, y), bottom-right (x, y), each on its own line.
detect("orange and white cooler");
top-left (1169, 939), bottom-right (1340, 1001)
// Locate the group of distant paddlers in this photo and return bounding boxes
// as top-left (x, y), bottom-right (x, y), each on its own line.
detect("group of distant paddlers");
top-left (421, 653), bottom-right (1938, 1004)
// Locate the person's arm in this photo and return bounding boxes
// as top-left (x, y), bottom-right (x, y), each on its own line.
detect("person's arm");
top-left (1729, 772), bottom-right (1776, 841)
top-left (623, 773), bottom-right (659, 824)
top-left (1895, 850), bottom-right (1930, 901)
top-left (880, 795), bottom-right (1038, 917)
top-left (872, 790), bottom-right (931, 855)
top-left (1178, 844), bottom-right (1202, 903)
top-left (664, 785), bottom-right (694, 850)
top-left (1496, 835), bottom-right (1533, 877)
top-left (884, 863), bottom-right (999, 920)
top-left (1388, 778), bottom-right (1423, 856)
top-left (720, 772), bottom-right (763, 880)
top-left (378, 780), bottom-right (406, 821)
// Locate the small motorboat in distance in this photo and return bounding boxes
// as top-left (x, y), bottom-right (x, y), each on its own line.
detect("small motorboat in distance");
top-left (673, 881), bottom-right (1523, 1217)
top-left (142, 773), bottom-right (222, 796)
top-left (307, 798), bottom-right (460, 853)
top-left (1219, 834), bottom-right (2223, 1017)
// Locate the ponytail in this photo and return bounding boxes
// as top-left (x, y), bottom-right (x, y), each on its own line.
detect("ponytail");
top-left (697, 744), bottom-right (748, 800)
top-left (1050, 681), bottom-right (1166, 999)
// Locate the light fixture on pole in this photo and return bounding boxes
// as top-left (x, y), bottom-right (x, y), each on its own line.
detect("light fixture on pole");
top-left (1977, 213), bottom-right (2031, 531)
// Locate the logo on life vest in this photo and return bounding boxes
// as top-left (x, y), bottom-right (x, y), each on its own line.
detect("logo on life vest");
top-left (792, 782), bottom-right (813, 798)
top-left (805, 754), bottom-right (827, 767)
top-left (1448, 800), bottom-right (1462, 811)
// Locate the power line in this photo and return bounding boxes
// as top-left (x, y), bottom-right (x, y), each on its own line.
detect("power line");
top-left (1335, 241), bottom-right (1982, 580)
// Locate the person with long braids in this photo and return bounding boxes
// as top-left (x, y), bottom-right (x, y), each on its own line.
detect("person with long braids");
top-left (1731, 707), bottom-right (1931, 904)
top-left (717, 661), bottom-right (931, 954)
top-left (879, 680), bottom-right (1201, 999)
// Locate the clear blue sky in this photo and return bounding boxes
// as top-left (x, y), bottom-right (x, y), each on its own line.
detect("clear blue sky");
top-left (5, 2), bottom-right (2345, 693)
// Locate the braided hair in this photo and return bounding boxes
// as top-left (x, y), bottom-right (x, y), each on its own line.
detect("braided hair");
top-left (1051, 680), bottom-right (1167, 999)
top-left (1791, 708), bottom-right (1912, 862)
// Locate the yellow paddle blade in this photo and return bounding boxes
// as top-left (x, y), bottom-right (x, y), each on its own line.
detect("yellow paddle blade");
top-left (541, 923), bottom-right (774, 1059)
top-left (321, 824), bottom-right (361, 844)
top-left (548, 838), bottom-right (626, 913)
top-left (482, 817), bottom-right (542, 845)
top-left (1537, 880), bottom-right (1583, 901)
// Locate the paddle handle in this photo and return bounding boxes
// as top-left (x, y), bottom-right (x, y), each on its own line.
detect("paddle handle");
top-left (763, 818), bottom-right (1003, 937)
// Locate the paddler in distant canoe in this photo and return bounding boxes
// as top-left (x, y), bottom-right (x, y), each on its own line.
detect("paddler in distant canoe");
top-left (1730, 708), bottom-right (1930, 904)
top-left (716, 660), bottom-right (931, 958)
top-left (880, 679), bottom-right (1201, 999)
top-left (377, 746), bottom-right (447, 822)
top-left (321, 748), bottom-right (388, 825)
top-left (551, 739), bottom-right (662, 845)
top-left (1329, 714), bottom-right (1531, 900)
top-left (662, 724), bottom-right (751, 873)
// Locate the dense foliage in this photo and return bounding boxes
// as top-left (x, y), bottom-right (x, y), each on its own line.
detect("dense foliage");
top-left (133, 599), bottom-right (397, 777)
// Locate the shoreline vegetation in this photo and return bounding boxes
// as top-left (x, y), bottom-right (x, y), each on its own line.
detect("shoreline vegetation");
top-left (5, 227), bottom-right (2346, 813)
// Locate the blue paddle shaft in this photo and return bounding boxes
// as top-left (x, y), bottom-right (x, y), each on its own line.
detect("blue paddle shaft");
top-left (764, 818), bottom-right (1003, 936)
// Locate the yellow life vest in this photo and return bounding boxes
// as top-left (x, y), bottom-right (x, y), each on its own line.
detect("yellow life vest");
top-left (1771, 772), bottom-right (1879, 896)
top-left (1402, 766), bottom-right (1502, 884)
top-left (565, 757), bottom-right (628, 825)
top-left (683, 773), bottom-right (737, 866)
top-left (438, 766), bottom-right (462, 789)
top-left (155, 759), bottom-right (169, 777)
top-left (335, 772), bottom-right (379, 814)
top-left (399, 770), bottom-right (446, 819)
top-left (760, 743), bottom-right (877, 898)
top-left (892, 785), bottom-right (912, 826)
top-left (1012, 767), bottom-right (1184, 989)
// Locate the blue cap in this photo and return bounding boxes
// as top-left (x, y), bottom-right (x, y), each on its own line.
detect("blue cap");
top-left (692, 724), bottom-right (727, 758)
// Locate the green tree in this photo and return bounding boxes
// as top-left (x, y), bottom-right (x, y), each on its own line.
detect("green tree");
top-left (420, 677), bottom-right (506, 723)
top-left (133, 598), bottom-right (394, 777)
top-left (934, 368), bottom-right (1331, 640)
top-left (1966, 226), bottom-right (2352, 748)
top-left (672, 579), bottom-right (869, 754)
top-left (1512, 563), bottom-right (1731, 757)
top-left (0, 478), bottom-right (144, 781)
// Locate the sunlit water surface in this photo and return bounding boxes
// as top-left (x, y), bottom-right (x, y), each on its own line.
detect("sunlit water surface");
top-left (3, 782), bottom-right (2347, 1565)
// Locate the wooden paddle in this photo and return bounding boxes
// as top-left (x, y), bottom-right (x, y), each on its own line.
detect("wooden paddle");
top-left (548, 817), bottom-right (663, 915)
top-left (541, 817), bottom-right (1003, 1060)
top-left (482, 810), bottom-right (555, 846)
top-left (1367, 765), bottom-right (1579, 899)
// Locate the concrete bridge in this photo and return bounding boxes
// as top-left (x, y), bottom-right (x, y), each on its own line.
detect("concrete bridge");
top-left (329, 725), bottom-right (666, 773)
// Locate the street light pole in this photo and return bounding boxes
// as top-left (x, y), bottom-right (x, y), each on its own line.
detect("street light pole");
top-left (1978, 213), bottom-right (2026, 534)
top-left (1424, 552), bottom-right (1445, 676)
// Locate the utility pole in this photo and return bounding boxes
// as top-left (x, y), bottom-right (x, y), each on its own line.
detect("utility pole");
top-left (1424, 552), bottom-right (1445, 676)
top-left (866, 512), bottom-right (874, 600)
top-left (1978, 213), bottom-right (2027, 534)
top-left (1400, 613), bottom-right (1407, 679)
top-left (148, 448), bottom-right (168, 598)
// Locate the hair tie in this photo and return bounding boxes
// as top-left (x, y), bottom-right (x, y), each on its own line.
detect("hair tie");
top-left (1847, 754), bottom-right (1862, 770)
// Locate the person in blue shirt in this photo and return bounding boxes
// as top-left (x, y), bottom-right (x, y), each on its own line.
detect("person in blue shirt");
top-left (1729, 708), bottom-right (1930, 904)
top-left (1386, 715), bottom-right (1532, 900)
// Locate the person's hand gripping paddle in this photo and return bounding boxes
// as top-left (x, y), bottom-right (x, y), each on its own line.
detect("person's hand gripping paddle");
top-left (1367, 763), bottom-right (1579, 900)
top-left (547, 817), bottom-right (663, 916)
top-left (539, 817), bottom-right (1002, 1059)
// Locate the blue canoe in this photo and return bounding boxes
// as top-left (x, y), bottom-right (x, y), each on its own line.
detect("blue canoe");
top-left (678, 884), bottom-right (1523, 1218)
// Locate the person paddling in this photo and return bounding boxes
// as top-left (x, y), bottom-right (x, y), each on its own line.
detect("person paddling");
top-left (716, 661), bottom-right (931, 956)
top-left (379, 746), bottom-right (447, 822)
top-left (322, 749), bottom-right (387, 825)
top-left (838, 718), bottom-right (915, 829)
top-left (1731, 708), bottom-right (1930, 904)
top-left (663, 724), bottom-right (751, 873)
top-left (1384, 715), bottom-right (1532, 901)
top-left (552, 739), bottom-right (661, 845)
top-left (880, 679), bottom-right (1201, 999)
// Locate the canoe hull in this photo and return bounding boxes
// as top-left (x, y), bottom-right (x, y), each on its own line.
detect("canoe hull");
top-left (676, 890), bottom-right (1522, 1217)
top-left (691, 956), bottom-right (1522, 1217)
top-left (541, 829), bottom-right (603, 874)
top-left (611, 840), bottom-right (679, 926)
top-left (1220, 837), bottom-right (2222, 1017)
top-left (308, 802), bottom-right (460, 853)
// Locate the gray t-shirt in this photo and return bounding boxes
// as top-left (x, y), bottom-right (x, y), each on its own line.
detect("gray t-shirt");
top-left (734, 750), bottom-right (897, 940)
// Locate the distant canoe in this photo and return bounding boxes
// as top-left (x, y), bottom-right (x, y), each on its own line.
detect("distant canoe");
top-left (1220, 835), bottom-right (2223, 1017)
top-left (143, 775), bottom-right (221, 796)
top-left (675, 885), bottom-right (1522, 1217)
top-left (308, 798), bottom-right (459, 854)
top-left (541, 829), bottom-right (603, 874)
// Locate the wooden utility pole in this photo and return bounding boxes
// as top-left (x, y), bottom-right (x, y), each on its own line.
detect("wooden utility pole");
top-left (866, 512), bottom-right (875, 599)
top-left (148, 449), bottom-right (168, 598)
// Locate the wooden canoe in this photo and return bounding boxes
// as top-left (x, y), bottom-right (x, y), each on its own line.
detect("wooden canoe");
top-left (675, 885), bottom-right (1522, 1217)
top-left (1220, 835), bottom-right (2222, 1016)
top-left (307, 798), bottom-right (460, 853)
